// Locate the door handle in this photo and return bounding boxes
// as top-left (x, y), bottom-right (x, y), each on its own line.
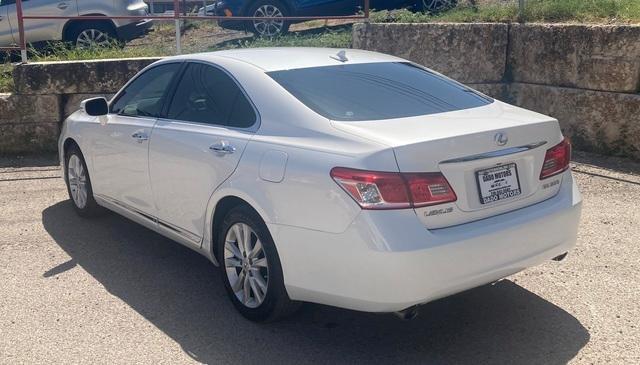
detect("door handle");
top-left (209, 141), bottom-right (236, 154)
top-left (58, 2), bottom-right (69, 10)
top-left (131, 131), bottom-right (149, 143)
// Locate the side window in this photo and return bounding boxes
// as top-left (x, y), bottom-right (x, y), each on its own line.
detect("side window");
top-left (110, 63), bottom-right (181, 118)
top-left (166, 63), bottom-right (256, 128)
top-left (0, 1), bottom-right (16, 6)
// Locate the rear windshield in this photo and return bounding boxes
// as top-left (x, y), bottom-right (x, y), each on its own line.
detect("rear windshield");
top-left (268, 62), bottom-right (492, 121)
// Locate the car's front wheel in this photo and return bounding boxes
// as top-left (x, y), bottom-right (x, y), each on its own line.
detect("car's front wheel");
top-left (247, 0), bottom-right (290, 37)
top-left (218, 205), bottom-right (299, 321)
top-left (64, 145), bottom-right (103, 217)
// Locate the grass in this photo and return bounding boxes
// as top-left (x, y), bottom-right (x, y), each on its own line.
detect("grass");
top-left (27, 42), bottom-right (167, 62)
top-left (211, 27), bottom-right (351, 50)
top-left (371, 0), bottom-right (640, 24)
top-left (0, 63), bottom-right (14, 93)
top-left (0, 24), bottom-right (350, 92)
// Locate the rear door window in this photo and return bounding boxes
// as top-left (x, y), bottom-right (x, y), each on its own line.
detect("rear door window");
top-left (268, 62), bottom-right (492, 121)
top-left (166, 62), bottom-right (256, 128)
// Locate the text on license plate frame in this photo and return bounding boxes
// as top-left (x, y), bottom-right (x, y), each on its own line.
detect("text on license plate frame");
top-left (475, 163), bottom-right (522, 205)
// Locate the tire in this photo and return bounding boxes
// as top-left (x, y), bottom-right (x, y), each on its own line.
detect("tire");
top-left (64, 145), bottom-right (104, 217)
top-left (217, 205), bottom-right (300, 322)
top-left (417, 0), bottom-right (457, 12)
top-left (66, 22), bottom-right (118, 48)
top-left (246, 0), bottom-right (290, 37)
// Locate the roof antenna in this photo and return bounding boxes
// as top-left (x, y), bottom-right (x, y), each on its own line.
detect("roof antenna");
top-left (330, 50), bottom-right (348, 63)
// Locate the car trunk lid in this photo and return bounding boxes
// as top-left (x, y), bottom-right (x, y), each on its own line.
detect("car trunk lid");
top-left (331, 101), bottom-right (566, 229)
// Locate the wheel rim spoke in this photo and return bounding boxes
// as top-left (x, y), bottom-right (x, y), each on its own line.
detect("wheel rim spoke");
top-left (225, 240), bottom-right (243, 260)
top-left (242, 272), bottom-right (251, 304)
top-left (249, 239), bottom-right (262, 258)
top-left (225, 257), bottom-right (242, 268)
top-left (252, 272), bottom-right (267, 293)
top-left (232, 270), bottom-right (245, 293)
top-left (249, 277), bottom-right (263, 303)
top-left (253, 257), bottom-right (267, 268)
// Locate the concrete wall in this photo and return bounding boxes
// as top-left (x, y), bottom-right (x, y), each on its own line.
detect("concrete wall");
top-left (354, 22), bottom-right (640, 159)
top-left (0, 94), bottom-right (60, 154)
top-left (0, 58), bottom-right (159, 154)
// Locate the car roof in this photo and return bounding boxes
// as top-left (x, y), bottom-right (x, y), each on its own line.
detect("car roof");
top-left (172, 47), bottom-right (407, 72)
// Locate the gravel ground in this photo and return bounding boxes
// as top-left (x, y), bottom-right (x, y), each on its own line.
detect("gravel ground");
top-left (0, 152), bottom-right (639, 364)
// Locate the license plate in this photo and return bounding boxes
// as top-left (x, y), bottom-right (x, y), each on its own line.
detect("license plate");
top-left (476, 163), bottom-right (521, 205)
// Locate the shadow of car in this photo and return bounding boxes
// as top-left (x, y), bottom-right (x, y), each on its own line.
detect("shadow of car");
top-left (42, 200), bottom-right (589, 364)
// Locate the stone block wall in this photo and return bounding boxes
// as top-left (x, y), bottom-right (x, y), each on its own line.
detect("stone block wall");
top-left (1, 57), bottom-right (160, 154)
top-left (353, 22), bottom-right (640, 159)
top-left (0, 94), bottom-right (61, 154)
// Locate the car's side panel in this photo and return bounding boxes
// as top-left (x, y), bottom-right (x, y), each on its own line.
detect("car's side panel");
top-left (0, 3), bottom-right (13, 46)
top-left (5, 0), bottom-right (79, 43)
top-left (89, 114), bottom-right (157, 215)
top-left (148, 120), bottom-right (252, 243)
top-left (77, 0), bottom-right (148, 29)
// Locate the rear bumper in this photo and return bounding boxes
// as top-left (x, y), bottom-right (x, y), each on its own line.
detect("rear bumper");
top-left (115, 19), bottom-right (153, 42)
top-left (269, 170), bottom-right (582, 313)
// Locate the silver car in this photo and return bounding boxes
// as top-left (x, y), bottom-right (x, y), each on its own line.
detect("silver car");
top-left (0, 0), bottom-right (152, 48)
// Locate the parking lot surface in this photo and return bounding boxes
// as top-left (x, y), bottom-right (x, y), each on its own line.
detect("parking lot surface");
top-left (1, 152), bottom-right (639, 364)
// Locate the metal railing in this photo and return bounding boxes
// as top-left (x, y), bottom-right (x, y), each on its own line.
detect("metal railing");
top-left (0, 0), bottom-right (371, 63)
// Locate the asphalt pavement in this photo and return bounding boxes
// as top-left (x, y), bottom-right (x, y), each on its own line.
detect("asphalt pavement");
top-left (1, 151), bottom-right (639, 364)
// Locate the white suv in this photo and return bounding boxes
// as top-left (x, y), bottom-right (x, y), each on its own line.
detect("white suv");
top-left (0, 0), bottom-right (152, 48)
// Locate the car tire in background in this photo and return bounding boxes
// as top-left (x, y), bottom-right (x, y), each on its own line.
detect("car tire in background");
top-left (417, 0), bottom-right (458, 12)
top-left (65, 22), bottom-right (118, 48)
top-left (247, 0), bottom-right (291, 37)
top-left (64, 145), bottom-right (104, 217)
top-left (217, 205), bottom-right (300, 322)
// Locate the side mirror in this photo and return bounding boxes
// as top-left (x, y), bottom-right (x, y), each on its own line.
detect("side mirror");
top-left (81, 97), bottom-right (109, 117)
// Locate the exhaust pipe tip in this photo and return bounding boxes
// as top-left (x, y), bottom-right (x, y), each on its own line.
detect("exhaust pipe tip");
top-left (394, 306), bottom-right (419, 321)
top-left (552, 252), bottom-right (568, 262)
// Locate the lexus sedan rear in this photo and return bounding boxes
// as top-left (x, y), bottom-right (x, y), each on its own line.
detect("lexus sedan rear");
top-left (59, 48), bottom-right (582, 322)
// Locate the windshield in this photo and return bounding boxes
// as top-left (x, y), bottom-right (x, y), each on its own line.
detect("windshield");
top-left (268, 62), bottom-right (493, 121)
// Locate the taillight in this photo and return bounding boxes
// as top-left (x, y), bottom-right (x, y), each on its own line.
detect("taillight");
top-left (403, 173), bottom-right (458, 208)
top-left (330, 167), bottom-right (456, 210)
top-left (540, 137), bottom-right (571, 179)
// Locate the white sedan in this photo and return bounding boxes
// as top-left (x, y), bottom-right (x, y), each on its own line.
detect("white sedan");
top-left (59, 48), bottom-right (582, 322)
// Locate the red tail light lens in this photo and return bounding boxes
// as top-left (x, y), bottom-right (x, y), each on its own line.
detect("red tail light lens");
top-left (540, 137), bottom-right (571, 179)
top-left (330, 167), bottom-right (456, 210)
top-left (403, 173), bottom-right (458, 208)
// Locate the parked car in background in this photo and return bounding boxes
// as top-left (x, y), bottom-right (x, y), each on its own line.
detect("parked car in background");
top-left (203, 0), bottom-right (433, 36)
top-left (0, 0), bottom-right (152, 48)
top-left (59, 48), bottom-right (581, 322)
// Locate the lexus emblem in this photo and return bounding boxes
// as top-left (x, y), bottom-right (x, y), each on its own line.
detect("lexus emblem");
top-left (494, 132), bottom-right (508, 146)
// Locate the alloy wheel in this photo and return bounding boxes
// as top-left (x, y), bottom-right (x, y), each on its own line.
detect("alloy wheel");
top-left (252, 5), bottom-right (284, 37)
top-left (76, 29), bottom-right (111, 48)
top-left (224, 222), bottom-right (269, 308)
top-left (67, 154), bottom-right (88, 209)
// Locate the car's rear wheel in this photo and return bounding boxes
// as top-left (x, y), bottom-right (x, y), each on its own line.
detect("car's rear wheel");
top-left (218, 205), bottom-right (299, 322)
top-left (67, 22), bottom-right (117, 48)
top-left (247, 0), bottom-right (290, 37)
top-left (64, 145), bottom-right (103, 217)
